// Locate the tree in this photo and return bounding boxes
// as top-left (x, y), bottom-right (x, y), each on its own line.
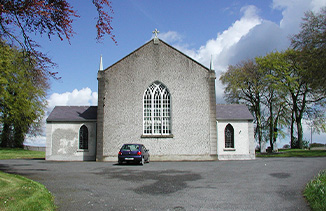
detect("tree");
top-left (0, 0), bottom-right (116, 77)
top-left (291, 7), bottom-right (326, 92)
top-left (290, 8), bottom-right (326, 147)
top-left (0, 0), bottom-right (116, 147)
top-left (0, 40), bottom-right (47, 148)
top-left (258, 49), bottom-right (326, 149)
top-left (256, 51), bottom-right (294, 150)
top-left (220, 59), bottom-right (265, 150)
top-left (221, 8), bottom-right (326, 150)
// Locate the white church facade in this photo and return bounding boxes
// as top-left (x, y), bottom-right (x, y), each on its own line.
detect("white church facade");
top-left (46, 37), bottom-right (255, 161)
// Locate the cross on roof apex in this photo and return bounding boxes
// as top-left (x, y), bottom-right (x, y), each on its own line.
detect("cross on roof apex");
top-left (152, 29), bottom-right (159, 38)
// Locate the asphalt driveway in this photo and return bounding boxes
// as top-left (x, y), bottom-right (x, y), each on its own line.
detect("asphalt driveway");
top-left (1, 157), bottom-right (326, 211)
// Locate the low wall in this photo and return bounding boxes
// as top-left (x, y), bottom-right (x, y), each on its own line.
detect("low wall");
top-left (24, 145), bottom-right (46, 152)
top-left (310, 147), bottom-right (326, 150)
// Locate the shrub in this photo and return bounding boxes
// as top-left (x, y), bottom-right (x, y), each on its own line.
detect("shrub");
top-left (283, 144), bottom-right (290, 149)
top-left (304, 170), bottom-right (326, 211)
top-left (303, 140), bottom-right (310, 149)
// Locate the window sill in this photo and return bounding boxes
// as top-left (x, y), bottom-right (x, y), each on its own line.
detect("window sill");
top-left (77, 149), bottom-right (89, 152)
top-left (223, 148), bottom-right (236, 151)
top-left (141, 134), bottom-right (174, 138)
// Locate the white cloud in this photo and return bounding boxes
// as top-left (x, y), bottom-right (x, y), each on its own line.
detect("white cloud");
top-left (47, 87), bottom-right (98, 113)
top-left (158, 31), bottom-right (183, 43)
top-left (171, 0), bottom-right (326, 103)
top-left (179, 5), bottom-right (262, 70)
top-left (272, 0), bottom-right (326, 35)
top-left (174, 5), bottom-right (262, 102)
top-left (25, 88), bottom-right (98, 146)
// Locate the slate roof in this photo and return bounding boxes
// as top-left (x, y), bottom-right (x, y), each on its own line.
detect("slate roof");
top-left (216, 104), bottom-right (254, 121)
top-left (47, 104), bottom-right (253, 122)
top-left (46, 106), bottom-right (97, 122)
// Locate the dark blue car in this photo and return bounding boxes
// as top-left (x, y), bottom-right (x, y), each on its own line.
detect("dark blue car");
top-left (118, 144), bottom-right (150, 165)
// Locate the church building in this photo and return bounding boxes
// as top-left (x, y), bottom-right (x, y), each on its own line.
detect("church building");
top-left (46, 34), bottom-right (255, 161)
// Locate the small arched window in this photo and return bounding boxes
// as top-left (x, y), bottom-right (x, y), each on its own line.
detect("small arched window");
top-left (143, 81), bottom-right (171, 135)
top-left (225, 124), bottom-right (234, 148)
top-left (79, 125), bottom-right (88, 149)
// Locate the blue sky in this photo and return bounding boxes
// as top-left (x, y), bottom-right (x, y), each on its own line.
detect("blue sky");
top-left (25, 0), bottom-right (326, 146)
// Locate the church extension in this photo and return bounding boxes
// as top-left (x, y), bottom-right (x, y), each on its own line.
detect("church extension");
top-left (46, 35), bottom-right (255, 161)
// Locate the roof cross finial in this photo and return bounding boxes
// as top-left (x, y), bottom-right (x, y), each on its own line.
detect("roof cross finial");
top-left (152, 28), bottom-right (159, 38)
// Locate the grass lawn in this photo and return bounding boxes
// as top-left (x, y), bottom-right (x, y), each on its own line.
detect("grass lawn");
top-left (256, 149), bottom-right (326, 157)
top-left (0, 148), bottom-right (55, 210)
top-left (304, 170), bottom-right (326, 211)
top-left (0, 147), bottom-right (45, 160)
top-left (0, 171), bottom-right (56, 211)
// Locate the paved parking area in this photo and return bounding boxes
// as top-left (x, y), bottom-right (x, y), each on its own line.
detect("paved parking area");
top-left (1, 157), bottom-right (326, 210)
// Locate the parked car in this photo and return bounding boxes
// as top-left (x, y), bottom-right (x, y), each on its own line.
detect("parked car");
top-left (118, 144), bottom-right (150, 165)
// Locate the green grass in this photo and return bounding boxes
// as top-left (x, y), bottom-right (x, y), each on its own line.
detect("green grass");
top-left (0, 171), bottom-right (56, 211)
top-left (0, 147), bottom-right (45, 160)
top-left (304, 170), bottom-right (326, 211)
top-left (256, 149), bottom-right (326, 157)
top-left (0, 148), bottom-right (55, 210)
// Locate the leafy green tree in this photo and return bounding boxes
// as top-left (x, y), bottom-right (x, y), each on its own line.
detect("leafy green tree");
top-left (290, 8), bottom-right (326, 147)
top-left (221, 49), bottom-right (325, 150)
top-left (256, 51), bottom-right (294, 150)
top-left (291, 7), bottom-right (326, 92)
top-left (258, 49), bottom-right (326, 149)
top-left (0, 40), bottom-right (47, 148)
top-left (220, 59), bottom-right (265, 150)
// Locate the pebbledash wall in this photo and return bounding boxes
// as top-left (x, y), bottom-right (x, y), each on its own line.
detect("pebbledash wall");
top-left (96, 39), bottom-right (217, 161)
top-left (217, 120), bottom-right (255, 160)
top-left (46, 122), bottom-right (97, 161)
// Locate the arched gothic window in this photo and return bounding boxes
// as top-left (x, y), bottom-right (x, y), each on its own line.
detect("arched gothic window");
top-left (225, 124), bottom-right (234, 148)
top-left (79, 125), bottom-right (88, 149)
top-left (143, 81), bottom-right (171, 135)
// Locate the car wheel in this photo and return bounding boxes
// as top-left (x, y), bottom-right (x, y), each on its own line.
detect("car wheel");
top-left (140, 157), bottom-right (145, 165)
top-left (118, 160), bottom-right (122, 165)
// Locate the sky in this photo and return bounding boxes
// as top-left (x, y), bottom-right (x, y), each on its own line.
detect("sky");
top-left (25, 0), bottom-right (326, 147)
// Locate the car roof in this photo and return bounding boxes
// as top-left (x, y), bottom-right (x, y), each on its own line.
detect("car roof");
top-left (122, 144), bottom-right (143, 146)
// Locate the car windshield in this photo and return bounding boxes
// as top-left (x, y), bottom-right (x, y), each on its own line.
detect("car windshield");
top-left (121, 144), bottom-right (140, 151)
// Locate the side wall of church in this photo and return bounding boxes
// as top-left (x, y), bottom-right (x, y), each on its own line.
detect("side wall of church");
top-left (98, 40), bottom-right (217, 161)
top-left (46, 122), bottom-right (97, 161)
top-left (217, 120), bottom-right (256, 160)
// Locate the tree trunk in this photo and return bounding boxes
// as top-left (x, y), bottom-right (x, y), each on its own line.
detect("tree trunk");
top-left (273, 117), bottom-right (278, 144)
top-left (269, 102), bottom-right (274, 151)
top-left (255, 103), bottom-right (263, 152)
top-left (290, 109), bottom-right (295, 148)
top-left (14, 126), bottom-right (25, 148)
top-left (291, 92), bottom-right (300, 148)
top-left (257, 120), bottom-right (262, 150)
top-left (296, 116), bottom-right (304, 149)
top-left (295, 91), bottom-right (307, 149)
top-left (0, 122), bottom-right (11, 147)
